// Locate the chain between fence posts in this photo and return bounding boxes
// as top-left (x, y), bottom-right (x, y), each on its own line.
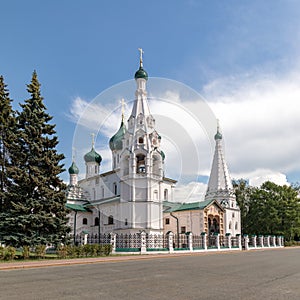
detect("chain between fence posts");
top-left (167, 232), bottom-right (174, 253)
top-left (110, 232), bottom-right (116, 254)
top-left (201, 232), bottom-right (207, 250)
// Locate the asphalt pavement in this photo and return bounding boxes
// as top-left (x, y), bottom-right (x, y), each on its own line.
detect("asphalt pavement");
top-left (1, 248), bottom-right (300, 300)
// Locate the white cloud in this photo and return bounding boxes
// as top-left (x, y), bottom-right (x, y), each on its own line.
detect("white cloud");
top-left (204, 71), bottom-right (300, 183)
top-left (174, 181), bottom-right (208, 203)
top-left (69, 72), bottom-right (300, 192)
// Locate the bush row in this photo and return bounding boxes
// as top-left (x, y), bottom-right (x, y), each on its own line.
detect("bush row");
top-left (57, 244), bottom-right (112, 259)
top-left (0, 244), bottom-right (112, 261)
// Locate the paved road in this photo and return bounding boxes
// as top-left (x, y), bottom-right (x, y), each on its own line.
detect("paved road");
top-left (1, 248), bottom-right (300, 300)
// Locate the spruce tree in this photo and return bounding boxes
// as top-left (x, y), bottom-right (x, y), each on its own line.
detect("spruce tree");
top-left (2, 71), bottom-right (69, 247)
top-left (0, 76), bottom-right (15, 212)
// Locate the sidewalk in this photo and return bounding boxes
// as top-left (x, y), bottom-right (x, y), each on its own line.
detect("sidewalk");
top-left (0, 246), bottom-right (291, 271)
top-left (0, 252), bottom-right (208, 271)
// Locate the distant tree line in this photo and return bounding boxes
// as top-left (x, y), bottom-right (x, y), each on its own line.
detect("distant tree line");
top-left (234, 179), bottom-right (300, 241)
top-left (0, 72), bottom-right (69, 247)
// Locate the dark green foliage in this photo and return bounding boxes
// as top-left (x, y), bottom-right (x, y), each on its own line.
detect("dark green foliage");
top-left (233, 179), bottom-right (253, 233)
top-left (234, 180), bottom-right (300, 241)
top-left (0, 76), bottom-right (16, 212)
top-left (0, 71), bottom-right (70, 247)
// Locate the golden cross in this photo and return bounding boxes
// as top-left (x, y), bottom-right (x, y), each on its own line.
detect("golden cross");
top-left (138, 48), bottom-right (144, 67)
top-left (120, 98), bottom-right (126, 122)
top-left (90, 133), bottom-right (95, 148)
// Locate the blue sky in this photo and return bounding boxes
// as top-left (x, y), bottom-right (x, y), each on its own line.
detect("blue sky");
top-left (1, 1), bottom-right (300, 196)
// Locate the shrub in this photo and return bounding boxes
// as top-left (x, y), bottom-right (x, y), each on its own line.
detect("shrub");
top-left (0, 246), bottom-right (5, 260)
top-left (35, 245), bottom-right (46, 259)
top-left (4, 246), bottom-right (16, 260)
top-left (22, 246), bottom-right (30, 259)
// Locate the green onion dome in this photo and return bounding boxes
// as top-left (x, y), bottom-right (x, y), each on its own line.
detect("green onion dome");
top-left (109, 120), bottom-right (127, 151)
top-left (84, 147), bottom-right (102, 164)
top-left (160, 150), bottom-right (165, 161)
top-left (214, 130), bottom-right (222, 140)
top-left (134, 66), bottom-right (148, 80)
top-left (68, 161), bottom-right (79, 174)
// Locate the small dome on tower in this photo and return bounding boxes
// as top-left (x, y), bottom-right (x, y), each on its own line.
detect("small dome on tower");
top-left (214, 131), bottom-right (222, 140)
top-left (214, 120), bottom-right (222, 140)
top-left (68, 161), bottom-right (79, 174)
top-left (84, 148), bottom-right (102, 164)
top-left (134, 66), bottom-right (148, 81)
top-left (109, 120), bottom-right (127, 151)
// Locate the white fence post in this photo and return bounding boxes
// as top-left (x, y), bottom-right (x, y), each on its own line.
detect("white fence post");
top-left (167, 231), bottom-right (174, 253)
top-left (237, 234), bottom-right (242, 250)
top-left (215, 233), bottom-right (220, 250)
top-left (140, 231), bottom-right (147, 254)
top-left (244, 234), bottom-right (249, 250)
top-left (110, 232), bottom-right (116, 254)
top-left (201, 232), bottom-right (207, 250)
top-left (187, 232), bottom-right (193, 251)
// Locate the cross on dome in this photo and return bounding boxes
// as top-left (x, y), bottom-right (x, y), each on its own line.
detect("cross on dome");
top-left (120, 98), bottom-right (126, 122)
top-left (138, 48), bottom-right (144, 67)
top-left (90, 133), bottom-right (95, 148)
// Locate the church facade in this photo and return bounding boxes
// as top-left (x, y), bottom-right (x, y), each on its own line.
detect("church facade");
top-left (66, 51), bottom-right (241, 239)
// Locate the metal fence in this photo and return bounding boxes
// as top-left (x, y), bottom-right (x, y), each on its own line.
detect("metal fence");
top-left (73, 233), bottom-right (283, 253)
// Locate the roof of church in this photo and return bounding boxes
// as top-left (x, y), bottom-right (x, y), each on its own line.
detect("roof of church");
top-left (68, 161), bottom-right (79, 174)
top-left (66, 203), bottom-right (90, 212)
top-left (205, 124), bottom-right (233, 200)
top-left (109, 120), bottom-right (127, 151)
top-left (84, 147), bottom-right (102, 164)
top-left (134, 66), bottom-right (148, 80)
top-left (163, 199), bottom-right (222, 213)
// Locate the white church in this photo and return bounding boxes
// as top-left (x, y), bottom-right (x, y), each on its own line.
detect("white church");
top-left (66, 50), bottom-right (241, 239)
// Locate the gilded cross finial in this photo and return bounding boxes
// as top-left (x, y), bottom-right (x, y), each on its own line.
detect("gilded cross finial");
top-left (120, 98), bottom-right (126, 122)
top-left (90, 133), bottom-right (95, 148)
top-left (72, 147), bottom-right (76, 162)
top-left (138, 48), bottom-right (144, 67)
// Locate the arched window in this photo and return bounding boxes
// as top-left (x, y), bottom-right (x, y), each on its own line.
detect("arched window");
top-left (164, 189), bottom-right (168, 200)
top-left (235, 222), bottom-right (238, 230)
top-left (82, 218), bottom-right (88, 225)
top-left (136, 154), bottom-right (146, 173)
top-left (138, 137), bottom-right (144, 144)
top-left (94, 217), bottom-right (99, 226)
top-left (108, 215), bottom-right (114, 225)
top-left (154, 190), bottom-right (158, 200)
top-left (113, 182), bottom-right (117, 195)
top-left (229, 221), bottom-right (232, 230)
